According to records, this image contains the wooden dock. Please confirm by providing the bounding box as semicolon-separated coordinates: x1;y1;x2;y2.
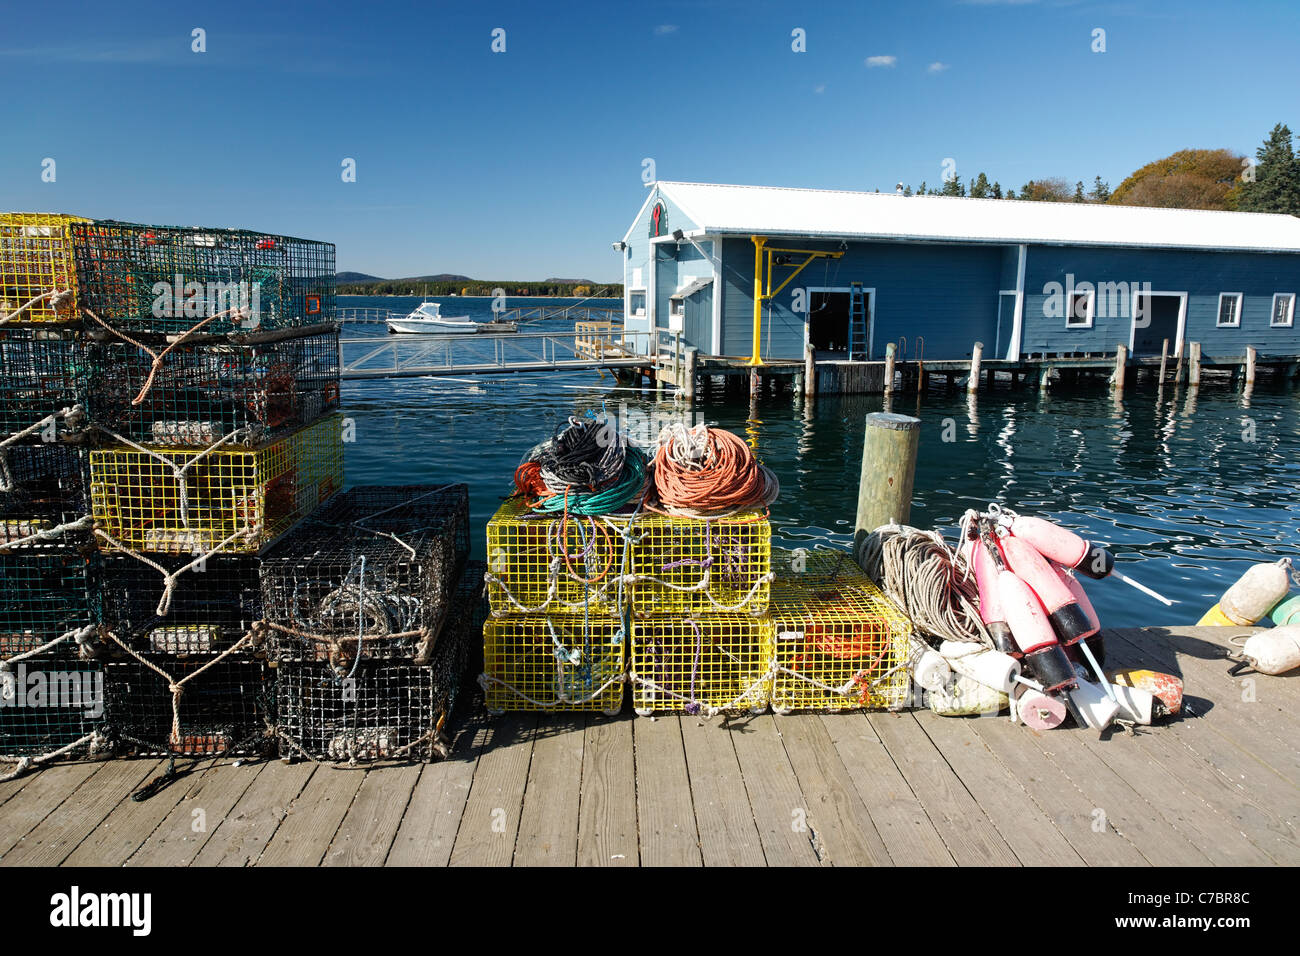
1;626;1295;867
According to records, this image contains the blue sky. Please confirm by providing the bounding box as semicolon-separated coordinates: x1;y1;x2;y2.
3;0;1296;281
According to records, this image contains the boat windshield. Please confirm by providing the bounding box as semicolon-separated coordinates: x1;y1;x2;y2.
415;302;442;318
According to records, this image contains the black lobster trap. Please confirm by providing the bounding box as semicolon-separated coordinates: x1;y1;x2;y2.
103;655;274;757
0;444;90;543
260;484;470;668
72;220;334;336
276;560;485;763
1;650;105;759
85;327;341;446
94;552;262;656
0;327;88;439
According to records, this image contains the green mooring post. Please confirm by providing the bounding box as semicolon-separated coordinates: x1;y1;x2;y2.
853;412;921;557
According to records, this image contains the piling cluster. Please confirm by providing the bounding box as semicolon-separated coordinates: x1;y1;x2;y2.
482;416;912;716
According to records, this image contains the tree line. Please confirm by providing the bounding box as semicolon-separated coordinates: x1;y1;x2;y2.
336;279;624;297
899;122;1300;215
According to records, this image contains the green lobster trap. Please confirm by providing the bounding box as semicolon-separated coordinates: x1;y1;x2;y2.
0;549;94;659
0;213;88;325
90;413;344;555
1;444;90;544
72;220;335;335
85;326;340;446
0;327;88;439
1;651;104;761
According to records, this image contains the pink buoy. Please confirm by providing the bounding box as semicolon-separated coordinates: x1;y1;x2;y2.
1055;564;1100;639
1000;532;1095;644
1008;514;1115;580
1014;685;1067;731
963;536;1016;656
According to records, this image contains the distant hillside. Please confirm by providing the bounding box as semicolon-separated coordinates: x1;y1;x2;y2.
337;273;622;297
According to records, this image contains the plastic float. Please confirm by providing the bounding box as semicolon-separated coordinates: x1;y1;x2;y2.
1197;558;1293;626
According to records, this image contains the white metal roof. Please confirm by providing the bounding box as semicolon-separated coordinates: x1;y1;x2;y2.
654;181;1300;253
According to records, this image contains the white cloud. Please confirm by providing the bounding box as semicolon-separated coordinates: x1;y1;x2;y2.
654;24;678;35
928;61;950;72
865;55;897;68
814;83;826;94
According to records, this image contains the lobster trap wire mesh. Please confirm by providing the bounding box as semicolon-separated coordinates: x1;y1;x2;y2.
72;220;335;335
103;656;273;757
90;413;344;554
768;548;911;713
275;561;486;763
0;213;88;324
260;484;469;666
0;328;88;437
95;552;261;655
0;550;93;658
485;497;624;617
482;613;625;714
85;328;340;446
631;614;773;716
1;444;89;542
1;651;104;759
627;511;772;617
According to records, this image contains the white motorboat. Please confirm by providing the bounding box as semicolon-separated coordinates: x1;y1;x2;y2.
386;301;477;334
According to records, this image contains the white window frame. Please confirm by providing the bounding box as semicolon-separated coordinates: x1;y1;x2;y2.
1127;290;1187;356
1216;292;1243;328
1271;292;1295;328
1066;289;1094;329
628;289;647;318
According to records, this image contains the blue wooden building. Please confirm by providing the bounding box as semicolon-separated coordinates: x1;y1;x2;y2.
616;181;1300;372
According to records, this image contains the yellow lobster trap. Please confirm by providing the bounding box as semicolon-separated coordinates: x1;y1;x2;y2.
481;613;624;714
0;213;88;324
90;414;343;555
485;497;624;617
768;548;911;714
631;614;773;716
626;511;772;617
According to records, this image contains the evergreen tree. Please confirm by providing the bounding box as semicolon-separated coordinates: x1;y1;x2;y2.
941;175;965;197
903;185;913;197
1073;181;1086;202
991;181;1003;199
970;172;991;198
1236;123;1300;216
917;181;928;196
1089;175;1111;202
1006;188;1016;200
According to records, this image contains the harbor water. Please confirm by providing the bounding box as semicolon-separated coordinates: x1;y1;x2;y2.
341;296;1300;628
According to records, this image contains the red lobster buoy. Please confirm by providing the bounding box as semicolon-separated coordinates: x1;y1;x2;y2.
962;536;1018;657
998;531;1096;645
1003;512;1115;580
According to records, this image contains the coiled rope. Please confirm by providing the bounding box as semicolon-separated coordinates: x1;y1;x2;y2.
514;416;649;516
857;524;989;646
650;423;779;518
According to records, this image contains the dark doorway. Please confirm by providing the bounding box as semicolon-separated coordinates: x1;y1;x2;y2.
1132;293;1181;358
808;290;852;353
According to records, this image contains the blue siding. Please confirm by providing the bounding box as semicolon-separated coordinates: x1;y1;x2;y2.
718;239;1002;360
621;187;702;352
1022;245;1300;358
999;245;1020;290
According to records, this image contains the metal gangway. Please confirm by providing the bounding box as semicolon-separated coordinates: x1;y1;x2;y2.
339;322;676;380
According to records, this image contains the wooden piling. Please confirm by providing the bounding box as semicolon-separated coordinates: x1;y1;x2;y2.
883;342;896;396
684;348;697;401
1189;342;1202;387
1245;345;1256;386
1174;340;1185;385
1110;345;1128;394
1039;365;1051;392
852;412;920;558
967;342;983;393
804;341;816;401
1159;338;1169;384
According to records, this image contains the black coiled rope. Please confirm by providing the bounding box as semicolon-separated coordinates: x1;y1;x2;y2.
536;417;627;491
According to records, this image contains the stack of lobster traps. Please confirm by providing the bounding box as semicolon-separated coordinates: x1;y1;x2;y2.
261;484;482;763
67;218;345;758
0;214;105;773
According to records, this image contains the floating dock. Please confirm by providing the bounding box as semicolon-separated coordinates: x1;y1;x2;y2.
1;625;1293;867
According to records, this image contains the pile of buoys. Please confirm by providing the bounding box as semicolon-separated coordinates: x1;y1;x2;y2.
1197;558;1300;676
905;504;1183;734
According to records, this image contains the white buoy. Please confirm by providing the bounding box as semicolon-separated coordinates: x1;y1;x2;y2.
1236;625;1300;676
950;649;1022;694
1066;671;1121;732
909;638;951;692
1220;559;1292;625
928;673;1009;716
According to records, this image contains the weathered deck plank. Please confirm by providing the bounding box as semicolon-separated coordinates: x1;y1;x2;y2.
256;765;364;867
728;714;822;866
188;761;315;867
515;715;586;866
679;719;765;867
448;714;537;867
323;764;422;867
575;715;638;866
0;759;106;860
633;716;702;866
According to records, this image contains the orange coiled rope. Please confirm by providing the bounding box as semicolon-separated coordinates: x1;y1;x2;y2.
651;423;779;518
